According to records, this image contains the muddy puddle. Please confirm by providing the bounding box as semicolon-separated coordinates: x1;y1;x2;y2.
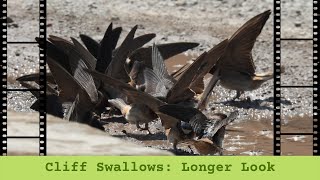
103;53;314;156
223;115;313;156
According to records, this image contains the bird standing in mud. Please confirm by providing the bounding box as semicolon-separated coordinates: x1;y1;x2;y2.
108;98;158;134
209;10;281;101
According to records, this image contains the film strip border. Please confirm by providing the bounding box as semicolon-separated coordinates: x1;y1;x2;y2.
0;0;318;157
273;0;281;155
313;0;319;156
274;0;319;155
1;0;7;156
39;0;47;156
0;0;47;156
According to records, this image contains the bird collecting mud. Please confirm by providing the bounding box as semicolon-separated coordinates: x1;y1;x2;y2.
159;104;238;155
108;98;157;134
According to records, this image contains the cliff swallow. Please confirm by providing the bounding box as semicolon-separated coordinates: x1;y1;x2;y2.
191;112;237;155
158;104;237;139
209;10;276;100
48;35;108;100
45;36;107;130
108;98;158;134
159;104;238;155
163;119;193;152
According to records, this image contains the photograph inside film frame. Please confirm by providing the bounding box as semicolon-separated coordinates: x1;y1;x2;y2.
1;0;318;156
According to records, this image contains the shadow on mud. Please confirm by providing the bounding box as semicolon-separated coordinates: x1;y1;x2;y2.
217;97;292;110
101;116;128;124
113;131;167;141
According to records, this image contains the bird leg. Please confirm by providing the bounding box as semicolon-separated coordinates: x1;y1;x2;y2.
232;90;243;101
244;96;252;102
173;140;178;153
135;121;141;129
188;145;195;154
136;122;152;134
88;112;104;131
107;106;117;116
142;123;152;134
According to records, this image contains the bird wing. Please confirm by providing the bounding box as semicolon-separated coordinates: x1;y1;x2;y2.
72;57;99;103
95;23;114;73
16;72;56;85
166;52;207;103
48;35;96;70
79;34;99;58
17;81;40;98
143;67;168;98
50;37;98;103
220;10;271;75
47;55;90;103
43;38;72;73
190;39;228;100
190;77;204;94
151;43;176;88
64;94;79;121
194;39;228;79
196;68;220;111
130;42;199;68
171;62;189;78
204;111;239;139
130;33;156;54
80;26;122;61
159;104;208;136
71;37;97;69
110;27;122;50
106;25;137;82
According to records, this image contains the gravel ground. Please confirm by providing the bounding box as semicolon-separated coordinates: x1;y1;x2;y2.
6;0;314;155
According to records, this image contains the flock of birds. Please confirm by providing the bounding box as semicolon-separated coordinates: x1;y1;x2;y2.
16;10;279;155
